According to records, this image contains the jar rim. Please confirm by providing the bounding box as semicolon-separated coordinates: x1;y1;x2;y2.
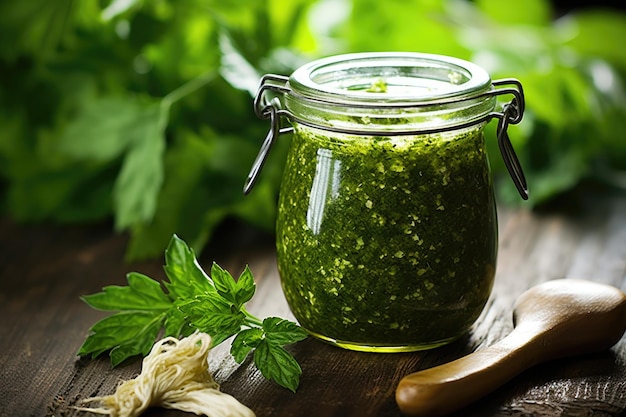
288;52;492;107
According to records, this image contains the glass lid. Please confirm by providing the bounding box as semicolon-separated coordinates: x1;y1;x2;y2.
288;52;493;106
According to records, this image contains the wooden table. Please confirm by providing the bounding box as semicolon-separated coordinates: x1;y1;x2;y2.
2;185;626;417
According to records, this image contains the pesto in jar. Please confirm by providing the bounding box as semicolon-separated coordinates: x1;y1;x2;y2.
276;124;497;351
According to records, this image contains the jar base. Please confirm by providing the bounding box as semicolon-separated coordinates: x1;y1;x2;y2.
307;330;461;353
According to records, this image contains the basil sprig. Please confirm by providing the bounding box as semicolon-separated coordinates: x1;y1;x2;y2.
78;234;307;392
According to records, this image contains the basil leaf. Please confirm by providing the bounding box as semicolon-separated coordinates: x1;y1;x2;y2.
176;294;246;345
235;266;256;306
78;311;166;361
163;234;215;299
231;327;263;363
211;262;240;305
164;306;193;338
254;340;302;393
263;317;308;346
211;263;256;309
81;272;172;311
109;314;165;367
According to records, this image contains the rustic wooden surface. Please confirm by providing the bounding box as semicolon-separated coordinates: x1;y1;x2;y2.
1;185;625;417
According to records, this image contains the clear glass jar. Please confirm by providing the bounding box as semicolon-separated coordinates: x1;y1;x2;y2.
247;52;526;352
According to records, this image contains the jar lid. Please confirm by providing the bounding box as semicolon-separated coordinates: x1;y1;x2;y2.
283;52;497;135
288;52;492;107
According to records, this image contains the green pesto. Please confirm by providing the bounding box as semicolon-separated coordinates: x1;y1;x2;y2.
276;124;497;350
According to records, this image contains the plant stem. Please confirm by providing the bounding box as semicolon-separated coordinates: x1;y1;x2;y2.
161;71;217;109
242;307;264;327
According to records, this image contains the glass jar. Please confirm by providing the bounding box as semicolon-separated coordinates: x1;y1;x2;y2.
246;52;527;352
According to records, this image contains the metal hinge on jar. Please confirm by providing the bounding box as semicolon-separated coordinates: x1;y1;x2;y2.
244;74;293;195
486;79;528;200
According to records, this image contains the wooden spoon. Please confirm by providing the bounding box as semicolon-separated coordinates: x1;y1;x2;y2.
396;279;626;417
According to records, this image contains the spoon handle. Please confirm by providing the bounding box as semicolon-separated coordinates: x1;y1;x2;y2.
396;326;538;417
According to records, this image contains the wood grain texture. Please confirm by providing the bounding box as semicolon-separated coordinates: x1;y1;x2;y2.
1;187;625;417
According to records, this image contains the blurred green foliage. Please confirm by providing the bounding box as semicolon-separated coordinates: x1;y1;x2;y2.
1;0;625;259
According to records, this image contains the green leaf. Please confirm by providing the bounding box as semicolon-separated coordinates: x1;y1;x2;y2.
164;305;192;338
81;272;171;311
254;340;302;393
56;96;152;161
236;266;256;306
109;314;165;367
210;262;239;304
263;317;308;346
122;126;270;261
560;10;626;70
266;0;319;53
476;0;551;26
176;294;246;345
0;0;77;63
218;30;260;96
78;311;166;362
231;327;263;363
347;0;468;57
211;263;256;308
163;234;215;299
113;102;168;230
5;160;113;223
124;131;215;260
101;0;141;21
54;95;169;231
78;271;172;365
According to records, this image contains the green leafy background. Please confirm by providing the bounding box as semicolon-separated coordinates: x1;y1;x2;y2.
1;0;625;260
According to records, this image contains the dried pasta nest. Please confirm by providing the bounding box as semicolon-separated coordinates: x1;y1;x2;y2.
76;331;255;417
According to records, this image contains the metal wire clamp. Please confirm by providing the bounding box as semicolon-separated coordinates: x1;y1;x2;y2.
245;75;528;200
244;75;293;195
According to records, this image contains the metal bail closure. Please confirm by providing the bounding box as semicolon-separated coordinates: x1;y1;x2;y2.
244;75;293;195
491;79;529;200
